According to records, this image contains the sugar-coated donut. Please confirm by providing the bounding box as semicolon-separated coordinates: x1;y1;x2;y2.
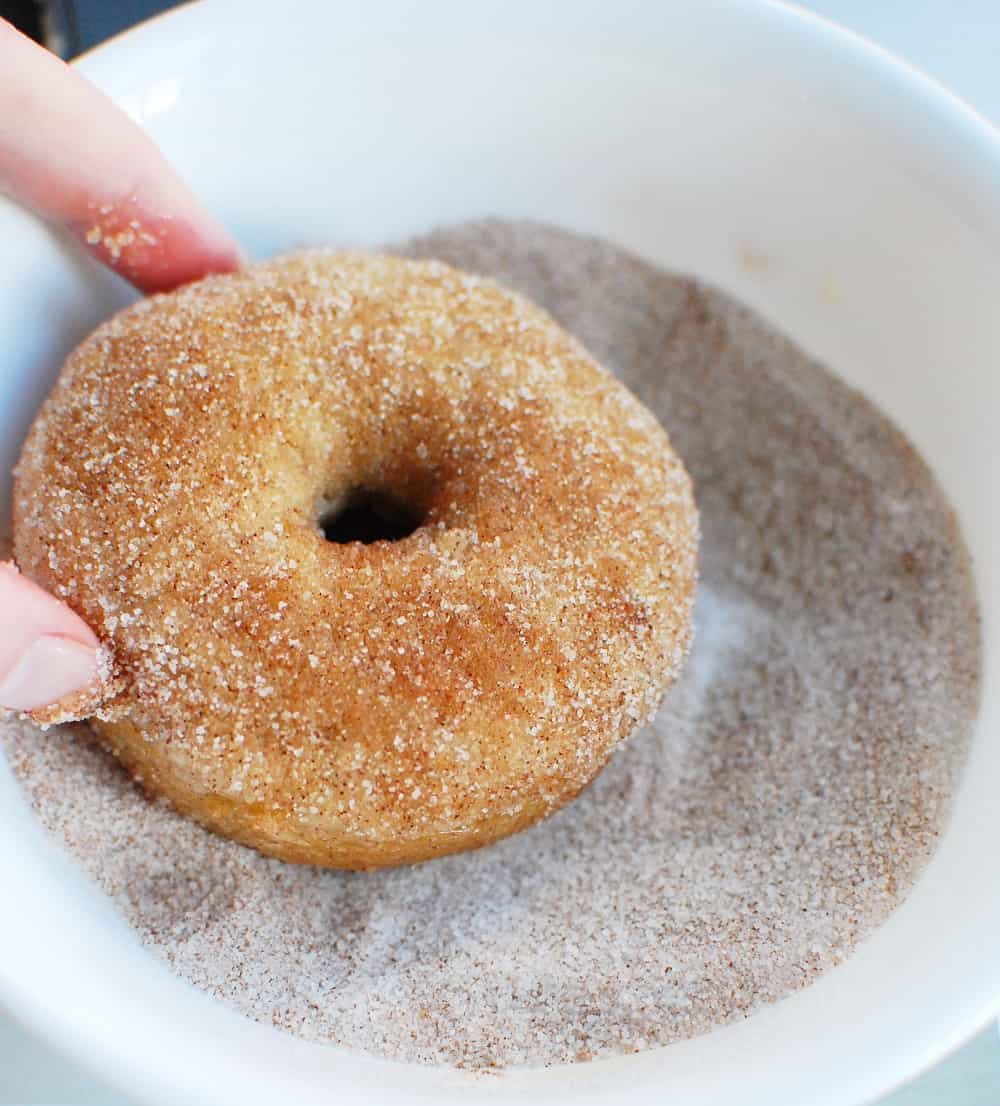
13;251;698;868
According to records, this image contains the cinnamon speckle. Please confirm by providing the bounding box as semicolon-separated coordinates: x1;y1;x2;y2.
0;220;979;1070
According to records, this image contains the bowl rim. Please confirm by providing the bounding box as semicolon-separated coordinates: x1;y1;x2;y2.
2;1;1000;1104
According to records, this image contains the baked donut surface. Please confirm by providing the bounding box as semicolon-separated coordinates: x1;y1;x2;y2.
13;251;698;868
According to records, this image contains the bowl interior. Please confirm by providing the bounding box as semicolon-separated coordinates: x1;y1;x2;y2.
1;3;999;1105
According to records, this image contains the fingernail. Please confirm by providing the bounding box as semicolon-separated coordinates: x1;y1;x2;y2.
0;635;99;712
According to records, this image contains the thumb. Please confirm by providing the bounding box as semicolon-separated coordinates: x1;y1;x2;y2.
0;562;103;716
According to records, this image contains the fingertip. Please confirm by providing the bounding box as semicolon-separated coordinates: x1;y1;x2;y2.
0;564;99;659
0;565;106;716
77;204;243;294
0;634;99;713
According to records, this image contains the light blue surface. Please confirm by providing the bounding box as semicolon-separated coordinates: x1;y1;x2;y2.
2;2;998;1103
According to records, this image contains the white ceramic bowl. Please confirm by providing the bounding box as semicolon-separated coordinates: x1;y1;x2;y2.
1;2;998;1104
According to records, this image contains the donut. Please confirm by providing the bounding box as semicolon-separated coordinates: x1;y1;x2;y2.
13;251;698;869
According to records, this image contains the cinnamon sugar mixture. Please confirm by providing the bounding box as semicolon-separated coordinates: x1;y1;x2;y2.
0;220;980;1067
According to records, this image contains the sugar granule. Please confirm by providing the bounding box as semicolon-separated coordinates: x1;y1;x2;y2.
0;220;980;1069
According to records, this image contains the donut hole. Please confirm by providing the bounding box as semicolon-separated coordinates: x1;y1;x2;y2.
318;489;425;545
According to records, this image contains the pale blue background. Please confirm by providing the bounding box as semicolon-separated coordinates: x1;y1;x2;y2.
1;1;998;1102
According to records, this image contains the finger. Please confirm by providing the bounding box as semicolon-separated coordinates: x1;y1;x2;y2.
0;562;100;712
0;19;242;294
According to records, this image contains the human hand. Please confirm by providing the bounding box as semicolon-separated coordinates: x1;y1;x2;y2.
0;19;242;715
